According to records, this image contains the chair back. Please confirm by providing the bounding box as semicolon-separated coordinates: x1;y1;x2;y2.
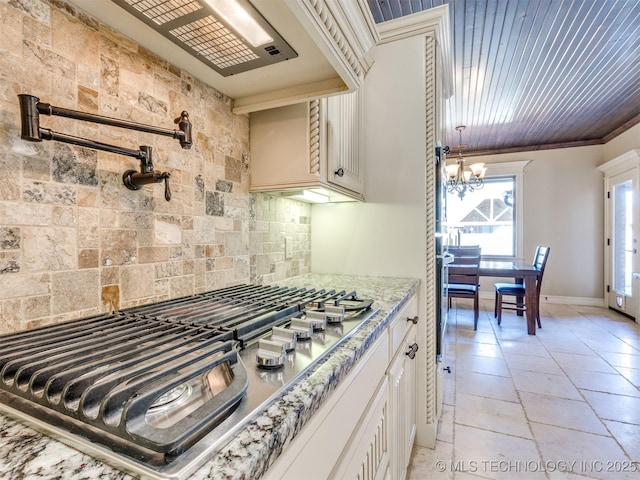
448;245;481;287
448;245;481;264
447;245;482;328
532;246;551;294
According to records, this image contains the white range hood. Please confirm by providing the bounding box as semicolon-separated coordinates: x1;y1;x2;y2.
70;0;378;114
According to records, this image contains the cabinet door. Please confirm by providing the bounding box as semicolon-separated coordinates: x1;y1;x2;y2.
403;326;418;469
324;89;364;194
388;325;418;480
331;378;390;480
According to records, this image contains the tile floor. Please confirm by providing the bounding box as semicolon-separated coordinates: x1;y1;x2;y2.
408;299;640;479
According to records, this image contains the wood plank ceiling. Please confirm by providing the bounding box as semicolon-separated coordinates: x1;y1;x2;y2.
366;0;640;156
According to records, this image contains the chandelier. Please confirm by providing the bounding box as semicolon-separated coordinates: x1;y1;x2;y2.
446;125;486;199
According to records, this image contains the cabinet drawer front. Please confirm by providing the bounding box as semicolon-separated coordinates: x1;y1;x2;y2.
389;295;418;356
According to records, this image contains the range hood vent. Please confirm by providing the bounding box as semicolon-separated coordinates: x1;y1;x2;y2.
112;0;298;77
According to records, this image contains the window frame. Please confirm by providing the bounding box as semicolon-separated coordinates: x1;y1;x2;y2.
447;160;529;260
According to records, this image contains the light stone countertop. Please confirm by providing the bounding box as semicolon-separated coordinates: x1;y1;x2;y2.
0;274;420;480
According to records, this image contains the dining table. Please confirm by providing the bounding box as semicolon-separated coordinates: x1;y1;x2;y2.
477;260;542;335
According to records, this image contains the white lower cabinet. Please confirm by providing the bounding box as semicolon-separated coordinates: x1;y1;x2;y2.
388;323;418;480
264;293;418;480
386;294;418;480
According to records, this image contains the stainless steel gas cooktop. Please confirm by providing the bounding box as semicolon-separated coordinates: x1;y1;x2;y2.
0;284;378;479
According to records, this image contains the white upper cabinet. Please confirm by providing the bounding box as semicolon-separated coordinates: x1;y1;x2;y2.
70;0;378;114
324;89;364;195
250;89;364;202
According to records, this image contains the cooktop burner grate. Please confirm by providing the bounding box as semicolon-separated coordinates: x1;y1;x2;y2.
0;313;245;459
121;284;354;348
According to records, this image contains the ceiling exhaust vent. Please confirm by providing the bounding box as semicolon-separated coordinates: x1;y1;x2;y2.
112;0;298;76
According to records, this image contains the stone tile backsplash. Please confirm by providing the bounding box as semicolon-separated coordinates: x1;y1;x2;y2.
0;0;311;333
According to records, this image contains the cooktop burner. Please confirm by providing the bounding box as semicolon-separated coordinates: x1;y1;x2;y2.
0;284;378;479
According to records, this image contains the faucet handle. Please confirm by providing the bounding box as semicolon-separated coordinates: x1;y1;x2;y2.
162;172;171;201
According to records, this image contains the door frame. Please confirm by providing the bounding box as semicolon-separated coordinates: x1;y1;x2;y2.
598;149;640;322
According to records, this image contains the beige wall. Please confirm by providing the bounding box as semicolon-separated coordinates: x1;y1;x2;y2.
311;35;429;280
603;123;640;161
0;0;310;333
475;146;604;301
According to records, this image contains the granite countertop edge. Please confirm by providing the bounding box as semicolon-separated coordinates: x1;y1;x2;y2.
0;274;420;480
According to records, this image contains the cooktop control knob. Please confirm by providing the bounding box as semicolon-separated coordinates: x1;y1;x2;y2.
325;305;345;323
306;310;326;331
289;317;313;340
271;326;297;351
256;339;287;368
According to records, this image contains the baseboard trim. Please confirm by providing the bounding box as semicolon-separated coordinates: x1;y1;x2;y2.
479;291;604;307
540;295;604;307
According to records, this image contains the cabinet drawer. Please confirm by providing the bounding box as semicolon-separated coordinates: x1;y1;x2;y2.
389;294;418;357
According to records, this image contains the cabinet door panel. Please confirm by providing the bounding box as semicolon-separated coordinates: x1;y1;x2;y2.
388;342;407;480
331;378;390;480
388;322;418;480
404;327;418;467
325;89;364;194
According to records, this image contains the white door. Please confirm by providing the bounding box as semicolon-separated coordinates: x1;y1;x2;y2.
607;169;638;318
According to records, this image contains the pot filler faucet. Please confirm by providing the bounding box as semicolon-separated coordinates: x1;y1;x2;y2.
18;94;193;201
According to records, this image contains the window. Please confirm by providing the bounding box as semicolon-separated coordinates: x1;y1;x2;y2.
447;177;515;256
613;179;633;296
445;161;528;258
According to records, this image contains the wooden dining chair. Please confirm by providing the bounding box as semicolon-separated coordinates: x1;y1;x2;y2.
447;246;482;330
494;246;551;327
